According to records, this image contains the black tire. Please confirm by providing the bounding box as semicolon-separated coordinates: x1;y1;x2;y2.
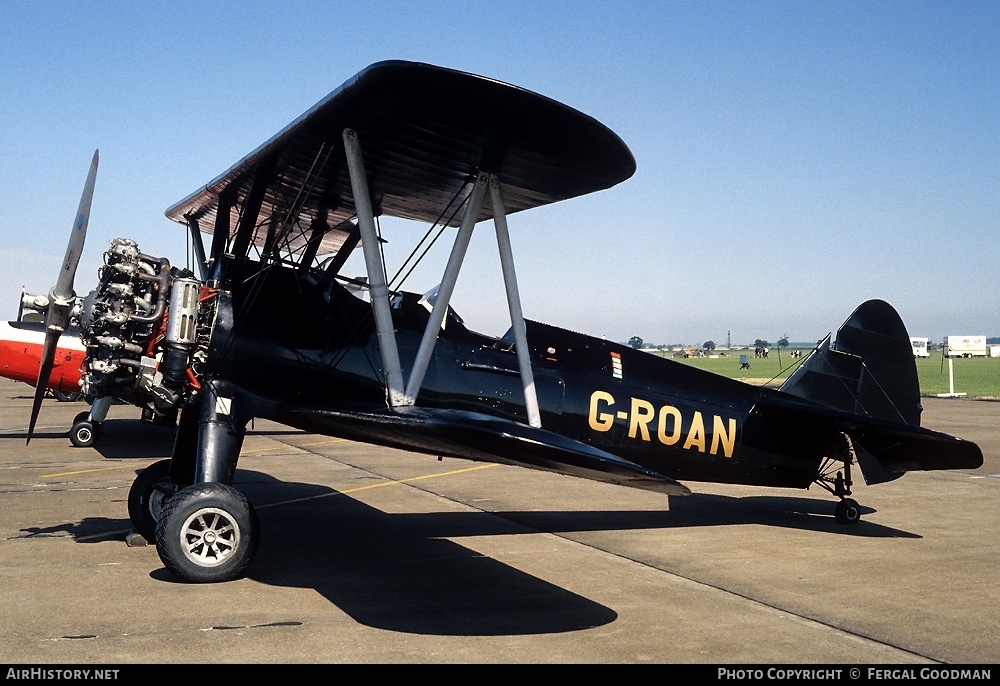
127;460;176;542
70;420;96;448
155;483;260;583
835;498;861;525
52;390;84;402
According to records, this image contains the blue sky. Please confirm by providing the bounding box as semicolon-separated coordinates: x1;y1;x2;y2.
1;1;996;347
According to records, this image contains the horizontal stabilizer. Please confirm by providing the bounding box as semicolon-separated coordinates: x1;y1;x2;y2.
285;404;690;496
752;391;983;485
850;420;983;477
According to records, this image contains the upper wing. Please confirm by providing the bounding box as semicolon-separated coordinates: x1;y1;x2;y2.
284;404;691;497
164;60;636;257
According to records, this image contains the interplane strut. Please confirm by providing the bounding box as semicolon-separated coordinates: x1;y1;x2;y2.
341;130;541;426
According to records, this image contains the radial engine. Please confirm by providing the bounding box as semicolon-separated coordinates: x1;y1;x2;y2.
77;238;213;424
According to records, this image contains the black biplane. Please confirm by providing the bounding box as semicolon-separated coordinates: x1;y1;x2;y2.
25;61;982;583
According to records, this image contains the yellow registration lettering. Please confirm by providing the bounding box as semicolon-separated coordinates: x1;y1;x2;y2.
628;398;655;441
711;416;737;458
682;411;706;452
591;390;737;459
657;404;682;445
588;391;616;432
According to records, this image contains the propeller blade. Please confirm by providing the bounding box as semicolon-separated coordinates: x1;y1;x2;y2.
26;327;62;444
26;150;99;444
54;149;99;301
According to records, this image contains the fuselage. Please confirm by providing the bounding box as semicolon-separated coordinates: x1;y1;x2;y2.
0;320;85;393
205;259;834;489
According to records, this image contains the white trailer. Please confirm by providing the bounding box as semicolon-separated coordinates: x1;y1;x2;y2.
910;337;930;358
944;335;988;358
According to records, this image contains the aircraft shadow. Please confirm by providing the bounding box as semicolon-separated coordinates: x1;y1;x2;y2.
0;417;175;459
0;429;66;440
3;418;307;457
16;517;131;542
33;469;918;637
92;419;176;459
224;470;617;635
503;492;920;539
239;470;919;635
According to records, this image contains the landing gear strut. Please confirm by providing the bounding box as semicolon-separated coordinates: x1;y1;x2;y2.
817;433;863;525
149;380;260;583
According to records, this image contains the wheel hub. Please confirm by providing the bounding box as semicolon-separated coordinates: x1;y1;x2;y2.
179;507;241;568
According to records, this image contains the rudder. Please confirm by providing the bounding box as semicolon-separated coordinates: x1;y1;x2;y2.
779;300;921;426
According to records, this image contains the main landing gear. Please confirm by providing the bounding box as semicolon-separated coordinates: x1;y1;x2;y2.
126;382;261;583
155;483;259;583
817;433;863;525
128;467;260;582
126;459;176;542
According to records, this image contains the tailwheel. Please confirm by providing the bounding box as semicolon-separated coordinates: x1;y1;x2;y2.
816;432;863;525
155;482;260;583
127;459;177;542
835;497;861;525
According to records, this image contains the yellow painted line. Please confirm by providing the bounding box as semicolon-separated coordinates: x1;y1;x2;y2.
241;438;345;455
41;465;137;478
39;438;348;476
344;463;498;493
240;444;298;455
257;463;499;509
41;458;498;503
297;439;346;447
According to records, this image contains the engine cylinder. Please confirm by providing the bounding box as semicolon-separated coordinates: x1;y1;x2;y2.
166;278;201;344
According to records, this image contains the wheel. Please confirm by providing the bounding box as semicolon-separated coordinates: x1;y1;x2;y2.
155;483;260;583
835;497;861;524
52;390;83;402
73;410;90;425
127;459;176;542
70;420;96;448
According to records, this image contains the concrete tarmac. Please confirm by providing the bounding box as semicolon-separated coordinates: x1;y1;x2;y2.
0;377;996;665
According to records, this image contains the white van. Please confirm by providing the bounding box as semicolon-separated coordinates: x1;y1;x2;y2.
910;337;930;358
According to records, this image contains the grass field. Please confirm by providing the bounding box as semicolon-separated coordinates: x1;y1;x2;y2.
652;349;1000;400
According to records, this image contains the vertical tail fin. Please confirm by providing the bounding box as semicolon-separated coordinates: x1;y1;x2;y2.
779;300;921;426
